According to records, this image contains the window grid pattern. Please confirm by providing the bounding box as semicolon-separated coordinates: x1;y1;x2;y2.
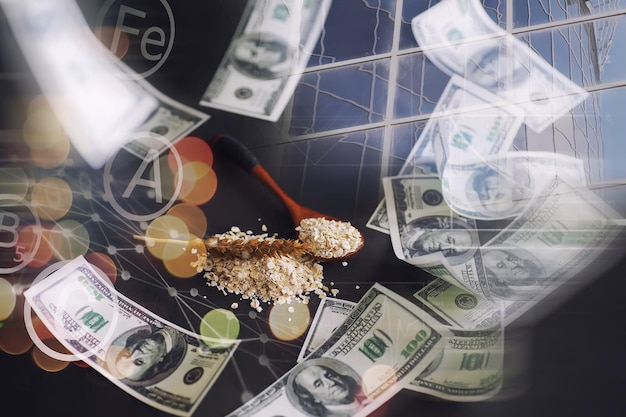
276;0;626;205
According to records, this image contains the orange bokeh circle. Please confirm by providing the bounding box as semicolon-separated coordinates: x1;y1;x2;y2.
176;162;218;206
31;177;73;220
163;235;207;279
17;225;53;268
167;203;208;238
85;252;118;286
168;136;213;172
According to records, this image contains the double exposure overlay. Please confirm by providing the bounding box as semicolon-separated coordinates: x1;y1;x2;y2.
1;1;626;416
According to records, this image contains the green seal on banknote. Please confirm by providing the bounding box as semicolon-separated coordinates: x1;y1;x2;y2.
454;293;478;310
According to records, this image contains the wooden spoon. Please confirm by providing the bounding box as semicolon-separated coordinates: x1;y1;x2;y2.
210;134;364;262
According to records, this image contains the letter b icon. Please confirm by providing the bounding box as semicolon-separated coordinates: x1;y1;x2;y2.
0;211;20;249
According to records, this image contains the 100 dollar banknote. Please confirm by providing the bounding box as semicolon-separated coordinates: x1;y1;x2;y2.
440;151;587;221
382;175;485;296
296;280;504;402
122;81;210;161
408;278;503;401
297;298;356;363
428;75;523;173
475;174;623;322
411;0;589;133
367;74;522;234
23;256;238;416
200;0;332;121
226;284;449;417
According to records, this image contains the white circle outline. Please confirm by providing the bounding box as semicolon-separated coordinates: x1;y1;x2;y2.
23;260;118;362
103;131;184;222
95;0;175;79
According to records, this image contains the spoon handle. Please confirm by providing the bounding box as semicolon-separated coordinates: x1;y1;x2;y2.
210;134;304;222
210;134;363;261
210;134;260;172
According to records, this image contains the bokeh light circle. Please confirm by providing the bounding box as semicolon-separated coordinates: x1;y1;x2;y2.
32;343;71;372
199;309;241;349
268;302;311;341
362;364;398;399
163;235;207;278
26;94;52;114
30;133;71;169
0;167;30;200
18;225;53;268
167;136;213;171
0;278;16;321
167;203;208;238
49;220;90;260
22;100;71;168
31;177;73;220
31;314;55;342
22;106;63;149
0;295;33;355
145;215;190;260
85;252;118;285
176;162;218;206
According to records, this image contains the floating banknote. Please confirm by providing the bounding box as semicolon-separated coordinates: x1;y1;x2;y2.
384;175;451;223
297;298;356;363
226;284;449;417
383;176;483;287
368;171;503;401
440;151;586;220
122;82;210;160
408;323;503;401
366;165;433;235
408;279;503;401
413;278;501;328
200;0;332;121
24;256;238;417
367;74;522;234
411;0;589;133
428;75;523;172
394;173;624;325
297;281;504;402
381;172;496;297
365;199;393;234
474;175;622;321
0;0;159;169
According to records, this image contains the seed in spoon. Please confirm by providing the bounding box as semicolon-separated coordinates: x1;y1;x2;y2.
295;218;363;259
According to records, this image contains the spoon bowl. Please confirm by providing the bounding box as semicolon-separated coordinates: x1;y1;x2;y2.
210;134;364;261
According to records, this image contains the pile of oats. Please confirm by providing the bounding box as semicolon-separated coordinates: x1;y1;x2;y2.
191;227;326;311
296;218;363;259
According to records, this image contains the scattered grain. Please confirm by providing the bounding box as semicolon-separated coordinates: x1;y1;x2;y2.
192;228;326;308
